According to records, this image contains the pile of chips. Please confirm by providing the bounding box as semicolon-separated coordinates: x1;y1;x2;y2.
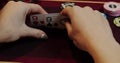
103;2;120;27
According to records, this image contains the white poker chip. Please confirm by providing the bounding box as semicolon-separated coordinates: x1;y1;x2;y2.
103;2;120;16
61;2;75;9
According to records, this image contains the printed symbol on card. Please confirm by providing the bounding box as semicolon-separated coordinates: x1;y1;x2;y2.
32;16;38;21
33;21;39;25
46;17;53;27
40;21;45;24
46;17;52;23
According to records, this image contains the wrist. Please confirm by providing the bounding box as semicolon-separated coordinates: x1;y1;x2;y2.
87;38;120;63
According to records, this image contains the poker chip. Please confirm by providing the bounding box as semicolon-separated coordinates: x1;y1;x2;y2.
113;17;120;27
103;2;120;17
61;2;75;9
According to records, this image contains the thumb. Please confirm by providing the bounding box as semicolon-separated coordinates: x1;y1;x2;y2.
20;25;48;39
65;21;72;36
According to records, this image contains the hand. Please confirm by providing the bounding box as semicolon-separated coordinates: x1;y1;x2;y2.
61;6;115;51
61;6;120;63
0;1;48;42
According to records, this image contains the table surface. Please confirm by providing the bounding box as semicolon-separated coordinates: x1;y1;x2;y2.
0;1;120;63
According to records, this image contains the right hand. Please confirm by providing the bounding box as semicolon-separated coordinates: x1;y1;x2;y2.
61;6;115;51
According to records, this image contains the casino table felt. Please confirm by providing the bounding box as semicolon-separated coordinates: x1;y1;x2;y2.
0;1;120;63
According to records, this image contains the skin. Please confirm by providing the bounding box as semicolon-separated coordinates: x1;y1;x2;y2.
61;6;120;63
0;1;120;63
0;1;47;42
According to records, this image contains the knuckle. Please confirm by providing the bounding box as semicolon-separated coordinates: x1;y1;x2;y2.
7;1;25;7
72;6;81;12
8;1;15;3
34;4;40;6
73;6;81;9
33;4;41;8
16;1;25;5
94;10;99;12
7;1;15;4
94;10;100;13
16;1;28;8
84;6;93;10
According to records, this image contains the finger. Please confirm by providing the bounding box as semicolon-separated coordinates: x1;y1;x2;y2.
94;10;112;34
83;6;94;11
20;26;48;39
83;6;94;15
96;10;110;27
61;6;72;16
27;3;47;14
65;21;72;36
94;10;107;26
61;6;82;18
61;6;83;24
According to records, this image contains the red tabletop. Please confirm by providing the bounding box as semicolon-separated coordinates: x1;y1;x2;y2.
0;1;120;63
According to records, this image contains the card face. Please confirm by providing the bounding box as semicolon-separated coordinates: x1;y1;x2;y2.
28;1;104;30
30;13;67;29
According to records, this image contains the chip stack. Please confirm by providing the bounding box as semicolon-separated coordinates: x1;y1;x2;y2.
103;2;120;17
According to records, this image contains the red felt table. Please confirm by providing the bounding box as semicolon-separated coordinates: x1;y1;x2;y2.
0;1;120;63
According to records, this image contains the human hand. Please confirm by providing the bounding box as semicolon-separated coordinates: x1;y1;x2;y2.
61;6;115;51
0;1;48;42
61;6;120;63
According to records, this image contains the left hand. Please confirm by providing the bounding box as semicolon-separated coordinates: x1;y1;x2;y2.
0;1;47;42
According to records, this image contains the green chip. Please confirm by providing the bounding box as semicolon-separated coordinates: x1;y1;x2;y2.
113;17;120;27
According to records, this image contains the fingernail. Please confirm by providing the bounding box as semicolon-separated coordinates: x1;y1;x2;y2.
40;33;48;40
